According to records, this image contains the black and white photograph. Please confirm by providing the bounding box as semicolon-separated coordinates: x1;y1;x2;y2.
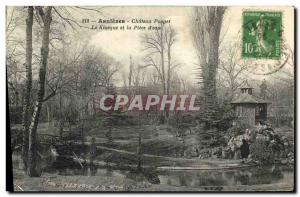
5;5;295;192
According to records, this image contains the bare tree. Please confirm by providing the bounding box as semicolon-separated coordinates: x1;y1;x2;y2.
141;23;177;95
165;25;176;95
97;54;120;94
21;6;33;171
6;7;28;108
128;55;133;87
27;6;53;177
218;41;248;100
141;23;177;121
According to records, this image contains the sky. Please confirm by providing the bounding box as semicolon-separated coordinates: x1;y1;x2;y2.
6;6;295;86
84;6;294;85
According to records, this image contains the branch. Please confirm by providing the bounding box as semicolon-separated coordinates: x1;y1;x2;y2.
53;7;89;30
35;6;45;23
74;6;104;14
42;83;58;102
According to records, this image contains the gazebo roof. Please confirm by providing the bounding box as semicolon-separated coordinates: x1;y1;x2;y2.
231;93;271;104
239;80;253;89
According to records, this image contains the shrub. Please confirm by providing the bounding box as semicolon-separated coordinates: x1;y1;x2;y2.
9;106;23;124
214;103;236;130
250;139;274;165
227;119;252;136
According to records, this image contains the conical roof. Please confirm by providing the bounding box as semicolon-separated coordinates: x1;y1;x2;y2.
239;80;253;89
232;80;271;104
231;93;271;104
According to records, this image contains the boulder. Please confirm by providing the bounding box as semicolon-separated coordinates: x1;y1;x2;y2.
225;126;293;161
227;134;250;151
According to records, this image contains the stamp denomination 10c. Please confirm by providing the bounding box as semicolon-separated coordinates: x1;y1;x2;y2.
242;11;282;60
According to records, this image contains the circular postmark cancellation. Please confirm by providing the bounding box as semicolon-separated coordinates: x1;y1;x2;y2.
241;10;290;75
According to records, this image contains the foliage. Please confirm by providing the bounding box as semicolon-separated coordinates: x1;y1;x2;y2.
214;103;236;130
227;119;252;136
191;7;226;128
198;102;235;130
9;106;23;124
250;139;274;165
64;103;79;125
269;116;294;128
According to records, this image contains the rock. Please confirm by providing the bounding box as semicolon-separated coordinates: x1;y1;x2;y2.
191;147;199;157
256;133;269;142
198;149;211;159
288;152;293;157
223;125;293;164
212;147;222;158
234;149;241;160
228;134;250;151
281;159;288;164
222;147;234;159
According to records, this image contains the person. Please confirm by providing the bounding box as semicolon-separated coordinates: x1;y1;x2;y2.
240;139;250;163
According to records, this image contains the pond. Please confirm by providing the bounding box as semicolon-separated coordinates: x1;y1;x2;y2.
157;166;293;188
48;164;294;190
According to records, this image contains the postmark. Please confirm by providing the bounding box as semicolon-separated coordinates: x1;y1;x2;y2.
242;11;282;59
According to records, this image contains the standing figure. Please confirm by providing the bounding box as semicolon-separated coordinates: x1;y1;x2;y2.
240;139;250;162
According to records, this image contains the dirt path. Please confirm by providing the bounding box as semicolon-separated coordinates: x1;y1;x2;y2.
70;142;256;170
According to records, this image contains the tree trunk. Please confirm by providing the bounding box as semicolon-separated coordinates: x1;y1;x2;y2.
46;104;51;128
128;55;133;88
137;131;142;171
59;86;63;138
166;40;173;119
27;7;52;177
159;24;166;94
167;46;171;95
21;6;33;171
58;62;63;138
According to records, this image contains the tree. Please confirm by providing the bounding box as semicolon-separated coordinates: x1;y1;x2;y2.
7;6;108;176
6;7;24;108
191;7;226;128
141;23;177;95
72;47;120;119
21;6;33;171
97;54;120;94
128;55;133;88
141;23;177;122
218;41;248;100
165;25;176;95
260;79;267;99
126;57;146;90
27;6;53;177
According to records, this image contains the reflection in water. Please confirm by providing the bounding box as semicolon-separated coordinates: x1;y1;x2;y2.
126;170;160;184
90;164;97;176
105;168;113;177
179;174;187;186
158;166;293;188
50;164;293;189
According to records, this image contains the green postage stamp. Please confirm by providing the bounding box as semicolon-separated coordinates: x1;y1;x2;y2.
242;11;282;59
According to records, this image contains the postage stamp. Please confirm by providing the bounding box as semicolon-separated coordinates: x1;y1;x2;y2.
242;11;282;59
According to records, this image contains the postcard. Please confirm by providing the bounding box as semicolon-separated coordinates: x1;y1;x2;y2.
6;6;295;192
